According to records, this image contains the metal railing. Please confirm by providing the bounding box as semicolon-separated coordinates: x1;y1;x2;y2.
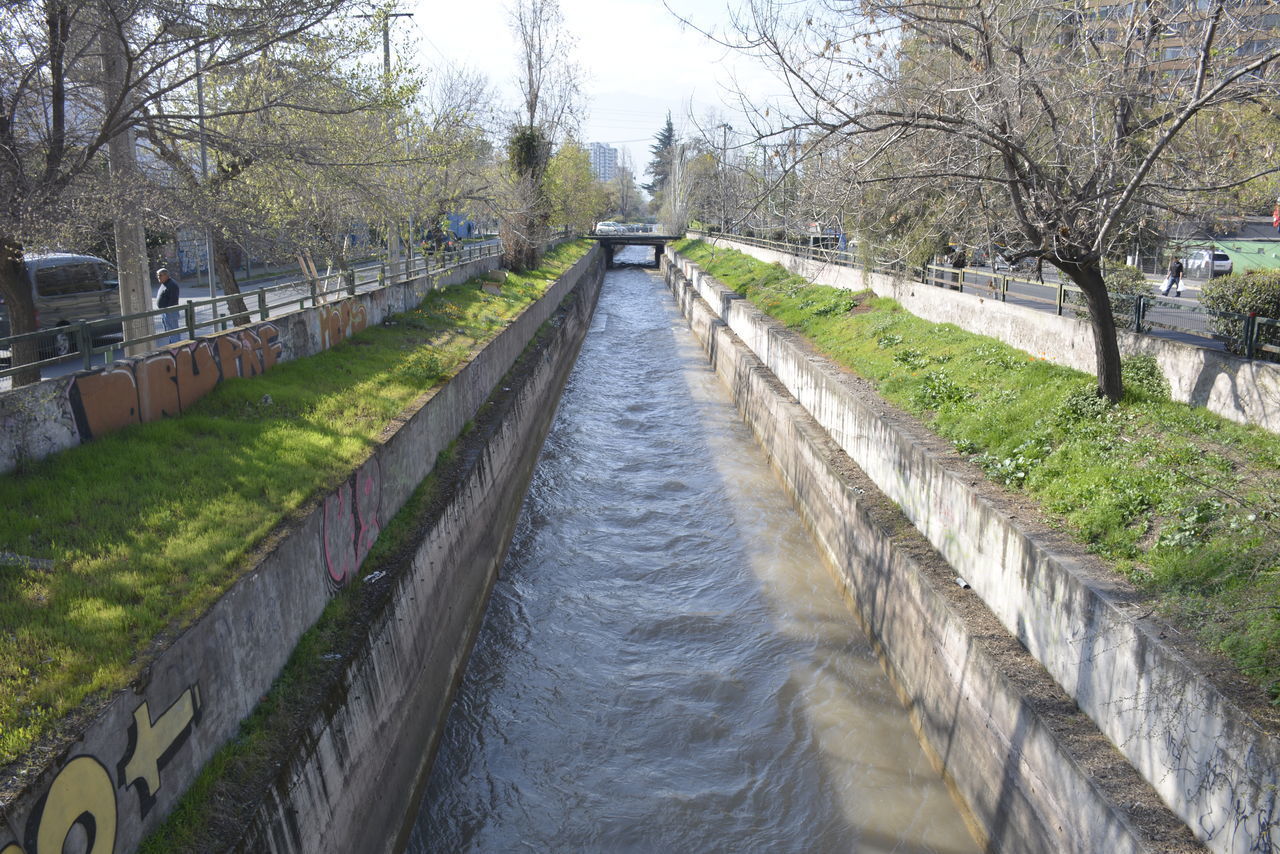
0;240;502;381
692;231;1280;364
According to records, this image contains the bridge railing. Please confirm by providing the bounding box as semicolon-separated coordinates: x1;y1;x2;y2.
689;230;1279;364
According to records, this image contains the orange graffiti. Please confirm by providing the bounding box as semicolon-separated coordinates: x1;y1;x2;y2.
174;341;221;410
69;323;283;444
73;366;139;440
319;300;368;350
135;353;180;424
215;333;245;379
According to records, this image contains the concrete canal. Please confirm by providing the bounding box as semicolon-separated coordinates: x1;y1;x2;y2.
403;247;981;852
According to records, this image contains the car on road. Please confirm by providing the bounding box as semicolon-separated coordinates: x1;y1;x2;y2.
1185;249;1233;279
0;253;122;357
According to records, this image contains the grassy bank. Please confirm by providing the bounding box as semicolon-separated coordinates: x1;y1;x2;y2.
675;238;1280;700
0;240;590;768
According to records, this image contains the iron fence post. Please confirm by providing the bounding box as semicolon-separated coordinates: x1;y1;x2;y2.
1056;282;1065;316
310;279;318;307
346;270;356;297
379;264;386;287
1245;313;1258;359
1133;294;1146;333
78;321;92;370
184;301;196;340
257;289;269;321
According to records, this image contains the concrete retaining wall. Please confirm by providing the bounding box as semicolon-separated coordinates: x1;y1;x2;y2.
708;237;1280;434
0;257;497;475
665;247;1277;854
234;250;603;853
0;247;604;854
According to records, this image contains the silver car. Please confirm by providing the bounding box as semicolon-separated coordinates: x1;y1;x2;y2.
0;253;122;356
1185;249;1233;278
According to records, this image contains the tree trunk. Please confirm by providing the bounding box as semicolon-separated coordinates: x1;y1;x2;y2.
0;235;41;387
211;232;249;322
1059;260;1124;402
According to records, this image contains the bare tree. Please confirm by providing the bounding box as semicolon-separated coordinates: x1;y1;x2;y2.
0;0;353;384
714;0;1280;400
500;0;581;270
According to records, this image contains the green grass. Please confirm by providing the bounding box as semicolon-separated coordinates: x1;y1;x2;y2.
135;436;457;853
0;241;590;767
675;238;1280;699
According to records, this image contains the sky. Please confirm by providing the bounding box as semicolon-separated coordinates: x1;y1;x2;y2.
404;0;788;177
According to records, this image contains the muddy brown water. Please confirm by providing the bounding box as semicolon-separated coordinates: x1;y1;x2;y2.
403;248;982;853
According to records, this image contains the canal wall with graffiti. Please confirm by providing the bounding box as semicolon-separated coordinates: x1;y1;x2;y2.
0;258;491;476
0;247;603;854
665;247;1278;854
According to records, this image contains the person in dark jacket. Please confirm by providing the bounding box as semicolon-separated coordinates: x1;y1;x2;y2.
155;268;181;344
1161;257;1184;297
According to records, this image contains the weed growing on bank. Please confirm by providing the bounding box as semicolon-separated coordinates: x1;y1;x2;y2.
674;239;1280;699
0;240;590;768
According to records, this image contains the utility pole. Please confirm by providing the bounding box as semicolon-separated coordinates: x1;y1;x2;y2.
195;45;217;299
99;5;153;356
361;10;413;278
719;123;732;233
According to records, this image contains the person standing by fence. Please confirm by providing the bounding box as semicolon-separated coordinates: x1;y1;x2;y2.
1162;257;1184;297
154;268;181;344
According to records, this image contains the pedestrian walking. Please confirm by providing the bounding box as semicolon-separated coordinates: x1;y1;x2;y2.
155;268;181;344
951;247;966;290
1162;257;1184;297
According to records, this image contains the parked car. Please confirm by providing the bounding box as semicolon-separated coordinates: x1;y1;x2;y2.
0;253;122;356
594;221;623;234
1185;249;1233;279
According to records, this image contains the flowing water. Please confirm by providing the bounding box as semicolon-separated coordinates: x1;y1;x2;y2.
404;248;981;853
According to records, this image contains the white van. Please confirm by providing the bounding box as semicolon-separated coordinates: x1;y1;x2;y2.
0;253;122;356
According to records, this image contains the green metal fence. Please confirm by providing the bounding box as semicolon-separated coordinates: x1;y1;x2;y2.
0;240;502;382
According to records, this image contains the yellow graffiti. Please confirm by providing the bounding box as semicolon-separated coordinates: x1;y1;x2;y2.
123;685;199;798
36;755;116;854
2;843;25;854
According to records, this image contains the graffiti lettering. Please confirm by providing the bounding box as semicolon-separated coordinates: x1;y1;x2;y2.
354;459;382;568
70;366;139;440
1;684;203;854
117;684;203;817
322;458;382;589
135;353;180;424
68;324;281;442
323;481;357;588
24;755;117;854
318;300;368;351
173;340;221;410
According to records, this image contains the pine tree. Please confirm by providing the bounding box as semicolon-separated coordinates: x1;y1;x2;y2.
643;113;677;196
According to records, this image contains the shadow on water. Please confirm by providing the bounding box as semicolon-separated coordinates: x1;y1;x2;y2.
403;245;982;854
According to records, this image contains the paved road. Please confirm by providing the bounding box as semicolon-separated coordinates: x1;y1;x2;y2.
943;264;1222;351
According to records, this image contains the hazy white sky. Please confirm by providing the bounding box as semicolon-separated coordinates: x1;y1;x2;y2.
404;0;786;175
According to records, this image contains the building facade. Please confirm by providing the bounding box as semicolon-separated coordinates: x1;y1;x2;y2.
589;142;618;183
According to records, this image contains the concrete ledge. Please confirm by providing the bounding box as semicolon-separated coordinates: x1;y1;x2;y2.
0;256;498;475
664;256;1190;853
233;254;603;853
666;247;1276;854
707;237;1280;435
0;247;603;854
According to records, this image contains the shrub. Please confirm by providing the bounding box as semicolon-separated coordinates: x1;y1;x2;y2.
1069;263;1150;330
1201;271;1280;362
1121;354;1171;400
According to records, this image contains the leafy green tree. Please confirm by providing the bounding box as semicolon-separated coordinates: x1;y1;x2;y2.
546;140;608;232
